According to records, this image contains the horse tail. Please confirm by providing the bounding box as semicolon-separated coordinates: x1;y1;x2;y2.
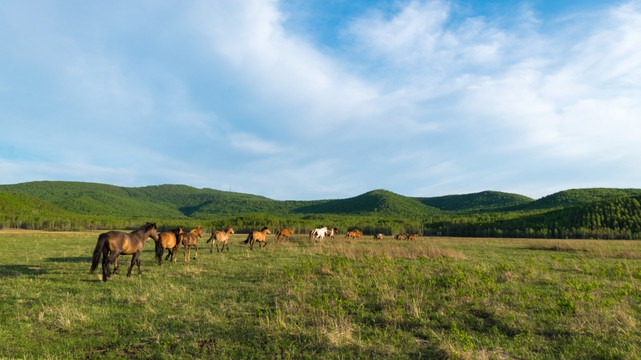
90;233;108;273
243;233;251;245
154;239;163;263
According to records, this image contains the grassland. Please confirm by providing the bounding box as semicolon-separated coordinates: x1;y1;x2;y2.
1;230;640;359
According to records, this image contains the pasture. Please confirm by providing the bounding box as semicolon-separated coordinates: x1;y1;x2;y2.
0;230;640;359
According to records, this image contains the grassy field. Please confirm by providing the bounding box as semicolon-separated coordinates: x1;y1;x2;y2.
0;230;640;359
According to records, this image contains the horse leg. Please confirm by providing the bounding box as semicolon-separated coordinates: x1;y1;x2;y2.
216;241;220;253
101;248;111;282
105;250;121;281
184;245;190;263
173;243;180;263
194;243;198;260
225;242;230;252
127;253;138;277
155;242;163;266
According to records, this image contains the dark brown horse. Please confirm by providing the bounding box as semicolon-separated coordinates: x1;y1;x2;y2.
207;226;234;253
243;227;271;250
155;227;183;265
180;225;203;262
90;222;159;282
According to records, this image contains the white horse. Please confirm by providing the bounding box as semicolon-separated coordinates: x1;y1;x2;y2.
309;227;328;241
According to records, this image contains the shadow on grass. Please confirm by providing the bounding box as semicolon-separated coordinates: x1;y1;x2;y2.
46;256;92;263
0;264;47;278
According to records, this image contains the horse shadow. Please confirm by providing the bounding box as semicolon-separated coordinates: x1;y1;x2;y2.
0;264;47;278
46;256;91;263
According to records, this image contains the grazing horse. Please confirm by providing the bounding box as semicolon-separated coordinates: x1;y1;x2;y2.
309;227;328;241
180;225;203;262
408;233;419;241
244;227;271;250
90;222;159;282
155;227;183;265
374;233;384;240
276;228;293;242
207;226;234;253
346;230;362;239
395;234;407;240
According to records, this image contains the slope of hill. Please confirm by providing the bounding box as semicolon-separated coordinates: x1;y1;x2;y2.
490;194;641;239
516;188;641;211
0;181;187;218
293;189;440;217
0;192;72;217
416;191;533;212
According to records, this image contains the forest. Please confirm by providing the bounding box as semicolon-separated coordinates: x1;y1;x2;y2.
1;181;641;239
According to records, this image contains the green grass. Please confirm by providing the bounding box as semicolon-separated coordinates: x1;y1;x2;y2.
1;230;640;359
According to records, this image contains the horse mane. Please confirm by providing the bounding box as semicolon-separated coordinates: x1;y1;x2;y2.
139;222;157;232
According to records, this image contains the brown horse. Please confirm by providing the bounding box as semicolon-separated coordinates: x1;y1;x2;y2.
408;233;419;241
346;229;362;239
90;222;159;282
395;234;407;240
155;227;183;265
207;226;234;253
275;228;293;242
180;225;203;262
244;227;271;250
374;233;384;240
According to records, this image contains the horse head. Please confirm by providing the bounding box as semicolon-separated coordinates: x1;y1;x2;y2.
145;222;159;241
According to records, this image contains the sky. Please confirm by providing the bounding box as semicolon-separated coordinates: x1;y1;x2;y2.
1;0;640;200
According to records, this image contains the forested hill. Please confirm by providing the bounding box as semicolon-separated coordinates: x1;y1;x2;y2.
416;191;533;212
446;194;641;239
2;181;641;239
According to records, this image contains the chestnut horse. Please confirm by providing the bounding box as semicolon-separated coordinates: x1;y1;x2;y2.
276;228;293;242
408;233;419;240
90;222;159;282
395;234;407;240
244;227;271;250
180;225;203;262
155;227;183;265
346;230;362;239
374;233;384;240
207;226;234;253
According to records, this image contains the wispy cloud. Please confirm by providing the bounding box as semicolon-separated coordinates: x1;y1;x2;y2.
1;1;640;200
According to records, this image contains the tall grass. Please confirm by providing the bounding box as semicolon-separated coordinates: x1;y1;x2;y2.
0;231;640;359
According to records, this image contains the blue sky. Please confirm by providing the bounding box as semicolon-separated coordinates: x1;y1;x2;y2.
1;0;640;200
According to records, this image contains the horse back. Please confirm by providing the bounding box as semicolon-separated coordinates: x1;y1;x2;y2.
159;232;178;248
103;231;142;254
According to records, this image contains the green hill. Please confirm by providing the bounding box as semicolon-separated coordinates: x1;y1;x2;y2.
2;181;641;239
0;181;186;219
0;192;72;217
293;189;440;217
416;191;533;212
517;188;641;211
489;194;641;239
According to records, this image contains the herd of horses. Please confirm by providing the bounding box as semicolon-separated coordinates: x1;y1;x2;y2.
89;222;419;282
